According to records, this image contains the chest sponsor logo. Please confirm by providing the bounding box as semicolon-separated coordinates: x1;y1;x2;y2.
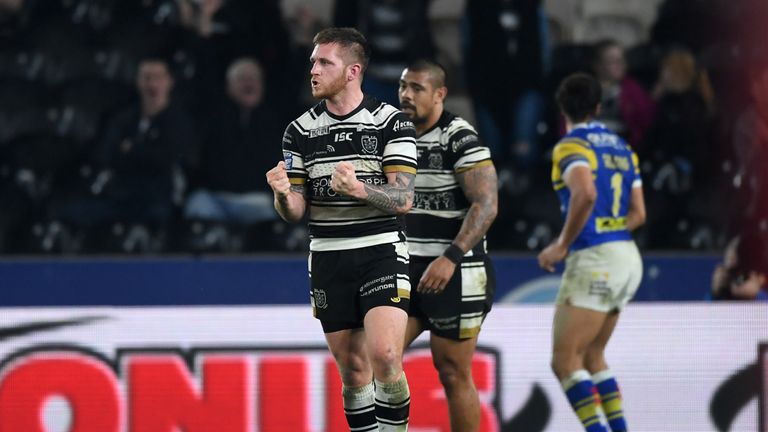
309;126;330;138
334;132;352;142
414;191;456;211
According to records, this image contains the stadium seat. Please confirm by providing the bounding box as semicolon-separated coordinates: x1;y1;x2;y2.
0;79;54;143
54;78;135;145
574;14;645;47
546;44;591;89
625;43;663;90
0;49;45;81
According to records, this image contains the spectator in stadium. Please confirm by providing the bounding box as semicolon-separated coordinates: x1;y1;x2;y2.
177;0;296;115
590;39;655;149
399;59;498;432
333;0;436;106
732;56;768;220
464;0;548;189
183;58;282;250
711;237;767;300
0;0;23;29
286;3;326;110
538;73;646;432
266;28;415;431
51;57;193;248
643;48;717;192
726;55;768;294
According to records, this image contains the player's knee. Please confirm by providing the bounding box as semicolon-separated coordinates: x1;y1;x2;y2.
335;353;372;385
584;347;606;372
368;346;401;379
550;352;572;378
434;357;472;394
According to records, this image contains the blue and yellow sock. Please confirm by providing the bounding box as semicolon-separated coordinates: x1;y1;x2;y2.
593;369;627;432
561;370;608;432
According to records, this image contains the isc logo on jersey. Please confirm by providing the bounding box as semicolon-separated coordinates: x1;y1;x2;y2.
334;132;352;142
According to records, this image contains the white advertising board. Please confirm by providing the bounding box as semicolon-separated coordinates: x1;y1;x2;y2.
0;303;764;431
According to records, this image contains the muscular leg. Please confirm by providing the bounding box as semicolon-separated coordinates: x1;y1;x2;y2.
325;328;377;431
325;327;373;386
551;304;609;380
364;306;408;381
365;305;410;431
551;304;610;432
584;311;620;374
585;311;627;432
430;333;481;432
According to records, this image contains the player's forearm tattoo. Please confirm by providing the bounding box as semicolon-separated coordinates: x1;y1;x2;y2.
363;172;415;214
277;184;306;206
275;183;308;223
290;184;306;195
455;165;498;251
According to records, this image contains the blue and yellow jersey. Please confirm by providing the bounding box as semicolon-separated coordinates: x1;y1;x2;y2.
551;122;642;251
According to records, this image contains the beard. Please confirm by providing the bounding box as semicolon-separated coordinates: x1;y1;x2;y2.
400;103;427;125
311;73;347;100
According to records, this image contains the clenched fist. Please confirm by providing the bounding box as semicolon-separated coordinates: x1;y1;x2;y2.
266;161;291;197
331;161;363;198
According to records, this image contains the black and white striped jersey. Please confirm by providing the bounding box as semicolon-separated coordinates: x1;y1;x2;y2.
406;110;493;258
282;95;417;251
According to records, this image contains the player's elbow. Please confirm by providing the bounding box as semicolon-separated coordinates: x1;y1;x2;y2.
482;199;498;223
577;186;597;206
630;207;646;227
585;187;598;204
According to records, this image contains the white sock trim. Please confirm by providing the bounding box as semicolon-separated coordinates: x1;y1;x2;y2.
375;372;410;401
592;369;614;384
343;382;375;407
560;369;592;391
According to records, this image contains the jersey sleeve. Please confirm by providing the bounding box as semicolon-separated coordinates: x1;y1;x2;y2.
381;111;417;175
281;123;307;186
551;138;598;189
630;151;642;188
449;126;493;173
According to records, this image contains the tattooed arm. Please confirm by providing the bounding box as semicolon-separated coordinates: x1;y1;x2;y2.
331;161;415;215
453;163;499;252
416;162;498;293
266;161;307;223
362;171;415;215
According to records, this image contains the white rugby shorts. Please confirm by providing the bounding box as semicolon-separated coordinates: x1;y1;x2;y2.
556;240;643;313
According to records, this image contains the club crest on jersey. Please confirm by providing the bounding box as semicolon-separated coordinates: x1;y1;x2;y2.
283;151;293;170
361;135;378;154
428;152;443;169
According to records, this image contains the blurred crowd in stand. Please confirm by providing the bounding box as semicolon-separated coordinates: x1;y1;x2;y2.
0;0;764;290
